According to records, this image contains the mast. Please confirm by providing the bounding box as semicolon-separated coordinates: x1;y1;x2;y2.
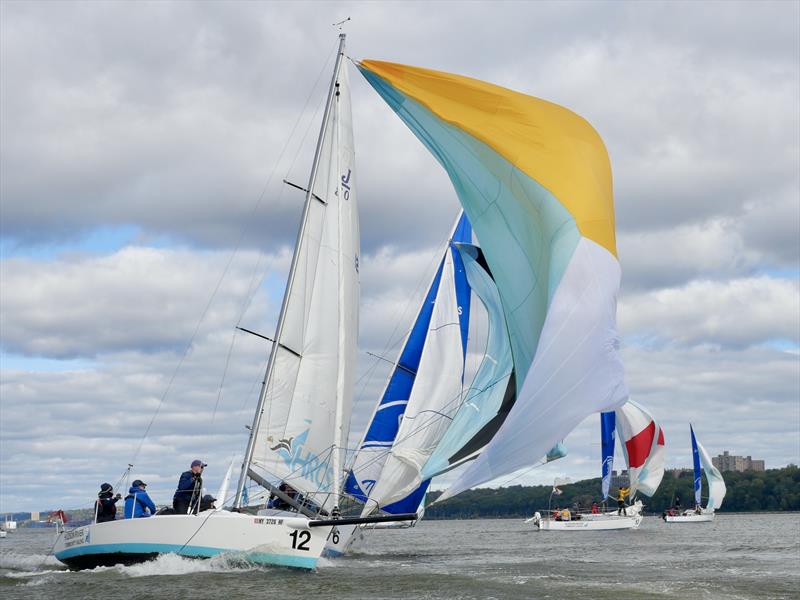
234;34;348;509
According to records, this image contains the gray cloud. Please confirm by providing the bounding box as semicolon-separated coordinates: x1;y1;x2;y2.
2;1;797;280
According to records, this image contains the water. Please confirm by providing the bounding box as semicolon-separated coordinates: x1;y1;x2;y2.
1;514;798;599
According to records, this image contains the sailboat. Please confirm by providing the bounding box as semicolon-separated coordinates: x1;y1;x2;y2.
530;401;665;531
2;515;16;533
664;425;726;523
53;33;414;572
352;60;631;518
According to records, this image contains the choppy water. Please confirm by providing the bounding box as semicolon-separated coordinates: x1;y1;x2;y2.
1;514;798;599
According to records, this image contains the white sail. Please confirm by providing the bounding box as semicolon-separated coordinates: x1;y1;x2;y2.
216;457;236;508
363;244;467;513
248;49;359;512
696;439;726;510
615;400;665;497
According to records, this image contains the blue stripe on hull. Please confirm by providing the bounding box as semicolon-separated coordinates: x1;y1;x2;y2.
55;543;317;570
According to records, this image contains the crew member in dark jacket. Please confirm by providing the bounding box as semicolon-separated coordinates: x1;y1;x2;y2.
173;459;205;515
95;483;121;523
124;480;156;518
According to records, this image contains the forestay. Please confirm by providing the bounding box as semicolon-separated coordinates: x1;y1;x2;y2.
615;400;665;497
358;60;629;501
247;54;360;513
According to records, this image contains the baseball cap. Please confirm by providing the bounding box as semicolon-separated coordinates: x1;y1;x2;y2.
191;459;207;468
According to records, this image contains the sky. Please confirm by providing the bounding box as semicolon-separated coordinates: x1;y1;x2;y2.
1;0;798;514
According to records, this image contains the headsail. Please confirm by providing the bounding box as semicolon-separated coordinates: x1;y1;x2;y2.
345;213;472;514
690;425;702;508
236;36;359;513
359;60;628;501
601;411;616;501
615;400;665;497
421;243;514;479
695;434;726;510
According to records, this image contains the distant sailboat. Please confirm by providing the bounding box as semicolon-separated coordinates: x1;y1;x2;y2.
530;401;665;531
664;425;726;523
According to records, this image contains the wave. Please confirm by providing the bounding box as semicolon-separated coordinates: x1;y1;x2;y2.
0;551;64;573
110;553;260;577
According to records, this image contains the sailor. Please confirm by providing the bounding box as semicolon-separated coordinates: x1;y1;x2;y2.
124;480;156;518
616;486;629;515
174;460;205;515
199;494;217;512
591;502;599;514
95;483;121;523
268;482;296;511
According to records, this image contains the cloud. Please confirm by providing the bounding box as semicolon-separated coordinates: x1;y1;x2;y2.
0;247;286;358
619;276;800;348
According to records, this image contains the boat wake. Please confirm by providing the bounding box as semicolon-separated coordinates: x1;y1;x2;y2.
111;552;261;577
1;550;267;582
0;551;64;573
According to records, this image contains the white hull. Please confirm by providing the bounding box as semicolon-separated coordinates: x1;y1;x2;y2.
530;501;643;531
53;511;331;570
664;511;715;523
322;524;363;558
256;508;362;559
0;530;6;538
533;514;642;530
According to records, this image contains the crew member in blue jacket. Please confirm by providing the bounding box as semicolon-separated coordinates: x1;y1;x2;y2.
124;480;156;518
173;460;205;515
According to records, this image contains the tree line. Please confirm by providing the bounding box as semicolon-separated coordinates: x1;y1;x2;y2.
423;465;800;519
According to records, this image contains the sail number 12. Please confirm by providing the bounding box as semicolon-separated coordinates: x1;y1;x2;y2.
289;529;311;551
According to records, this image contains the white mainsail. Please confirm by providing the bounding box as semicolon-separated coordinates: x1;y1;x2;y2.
239;36;359;513
696;438;726;510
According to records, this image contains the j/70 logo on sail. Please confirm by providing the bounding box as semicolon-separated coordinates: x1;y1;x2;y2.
341;169;352;201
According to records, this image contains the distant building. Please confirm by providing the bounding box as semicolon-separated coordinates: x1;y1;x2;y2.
712;451;765;472
667;468;692;479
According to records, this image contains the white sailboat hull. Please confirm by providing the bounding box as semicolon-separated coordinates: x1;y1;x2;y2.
664;511;715;523
532;513;642;530
53;511;331;570
321;523;364;558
